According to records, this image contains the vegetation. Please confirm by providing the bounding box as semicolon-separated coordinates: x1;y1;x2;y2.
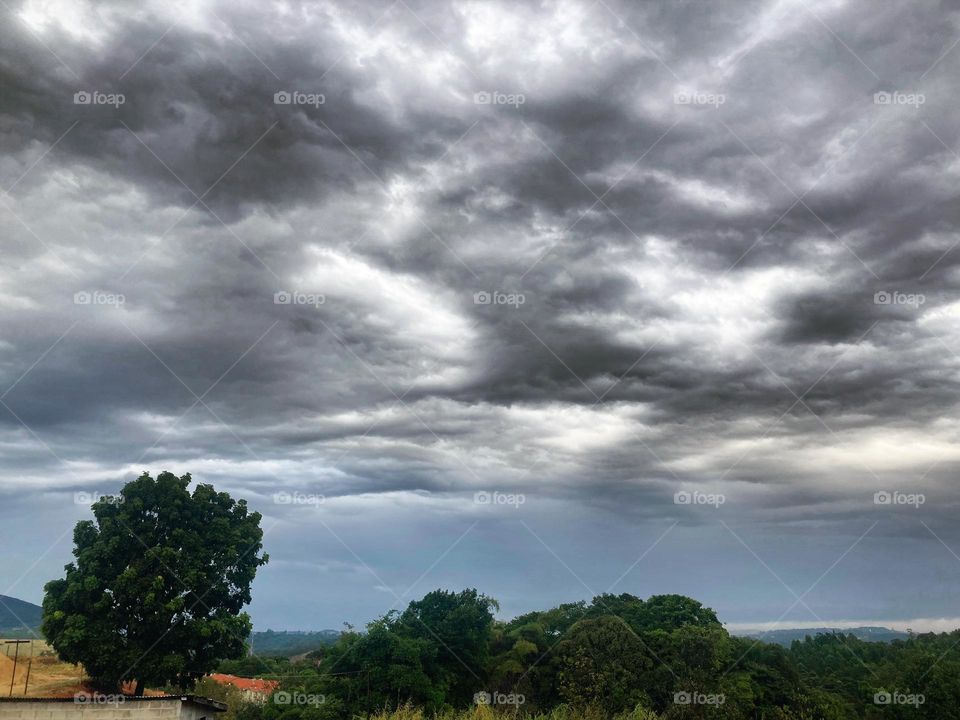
189;676;271;720
29;474;954;717
203;589;954;720
743;626;909;646
248;630;342;658
217;655;295;678
41;471;268;694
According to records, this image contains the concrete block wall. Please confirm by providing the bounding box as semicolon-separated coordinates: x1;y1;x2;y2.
0;699;215;720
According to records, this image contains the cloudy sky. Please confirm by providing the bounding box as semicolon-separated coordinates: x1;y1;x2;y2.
2;0;960;634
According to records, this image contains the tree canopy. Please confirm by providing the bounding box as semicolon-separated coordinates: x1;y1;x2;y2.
241;589;953;720
42;471;268;693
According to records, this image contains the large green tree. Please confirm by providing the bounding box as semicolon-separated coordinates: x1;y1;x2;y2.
275;589;498;716
42;471;268;694
395;588;498;706
556;615;654;714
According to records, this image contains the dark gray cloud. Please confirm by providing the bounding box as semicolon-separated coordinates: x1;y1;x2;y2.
2;0;960;631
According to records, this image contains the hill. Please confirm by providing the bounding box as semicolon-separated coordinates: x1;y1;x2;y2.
0;595;43;637
736;625;909;646
249;629;340;657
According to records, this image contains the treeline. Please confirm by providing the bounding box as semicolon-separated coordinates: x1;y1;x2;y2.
213;589;958;719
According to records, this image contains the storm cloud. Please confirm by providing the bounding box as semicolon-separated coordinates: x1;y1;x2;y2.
2;0;960;630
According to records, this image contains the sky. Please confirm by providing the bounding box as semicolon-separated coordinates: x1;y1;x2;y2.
2;0;960;634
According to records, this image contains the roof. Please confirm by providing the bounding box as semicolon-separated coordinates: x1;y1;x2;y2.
0;696;227;712
208;674;279;694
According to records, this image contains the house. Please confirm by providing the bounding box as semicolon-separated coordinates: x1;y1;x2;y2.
207;674;279;703
0;695;226;720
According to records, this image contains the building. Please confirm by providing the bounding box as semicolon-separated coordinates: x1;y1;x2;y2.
207;674;279;703
0;695;226;720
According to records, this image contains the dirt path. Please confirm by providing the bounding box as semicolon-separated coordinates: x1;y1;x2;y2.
0;652;27;695
0;642;85;697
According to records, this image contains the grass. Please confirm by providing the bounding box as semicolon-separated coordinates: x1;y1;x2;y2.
366;704;662;720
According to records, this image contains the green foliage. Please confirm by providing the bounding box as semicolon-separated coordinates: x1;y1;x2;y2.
397;589;498;707
285;589;497;715
41;474;960;719
247;630;340;658
41;471;268;692
261;588;960;720
585;594;720;633
190;677;265;720
306;703;664;720
556;616;652;714
217;655;291;677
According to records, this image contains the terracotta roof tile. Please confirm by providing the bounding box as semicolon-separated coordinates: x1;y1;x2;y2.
208;674;279;694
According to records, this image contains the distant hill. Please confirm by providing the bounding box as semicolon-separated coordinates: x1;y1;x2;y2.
249;629;341;656
737;626;910;646
0;595;43;637
0;595;346;651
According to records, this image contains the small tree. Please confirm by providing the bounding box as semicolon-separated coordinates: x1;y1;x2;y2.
42;471;269;694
